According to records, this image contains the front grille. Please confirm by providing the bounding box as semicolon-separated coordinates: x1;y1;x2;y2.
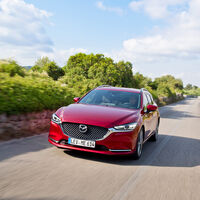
62;122;108;141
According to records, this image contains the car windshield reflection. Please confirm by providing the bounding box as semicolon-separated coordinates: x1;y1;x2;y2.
79;89;141;109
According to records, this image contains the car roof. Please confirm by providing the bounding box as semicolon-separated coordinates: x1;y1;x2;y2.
95;86;141;93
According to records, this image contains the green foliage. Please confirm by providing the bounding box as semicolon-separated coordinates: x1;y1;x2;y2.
62;53;134;96
31;57;65;80
0;73;72;115
47;62;65;80
185;83;197;90
31;65;43;73
133;72;152;89
31;57;51;72
145;86;158;100
157;83;175;98
59;74;99;97
116;61;134;87
0;60;25;77
132;73;185;100
184;84;200;96
0;54;198;115
154;75;183;92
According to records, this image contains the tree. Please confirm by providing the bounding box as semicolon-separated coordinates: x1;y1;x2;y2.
185;84;193;90
116;61;134;87
0;60;25;77
46;62;65;80
31;57;51;72
154;75;183;93
63;53;134;90
157;83;175;97
31;57;64;80
133;72;152;89
63;53;108;78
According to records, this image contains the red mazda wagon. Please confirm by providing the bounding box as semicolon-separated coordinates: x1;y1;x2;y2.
48;86;160;159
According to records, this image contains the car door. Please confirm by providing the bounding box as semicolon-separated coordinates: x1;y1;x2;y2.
142;93;153;140
145;92;155;137
147;93;158;132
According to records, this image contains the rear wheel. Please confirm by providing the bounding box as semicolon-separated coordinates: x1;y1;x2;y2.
133;129;143;159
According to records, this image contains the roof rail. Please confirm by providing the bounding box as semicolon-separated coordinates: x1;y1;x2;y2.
97;85;113;88
141;88;148;92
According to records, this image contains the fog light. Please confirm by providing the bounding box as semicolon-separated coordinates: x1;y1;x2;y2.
60;140;67;145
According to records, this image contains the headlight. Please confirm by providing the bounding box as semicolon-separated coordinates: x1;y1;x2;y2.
52;113;61;124
114;122;137;131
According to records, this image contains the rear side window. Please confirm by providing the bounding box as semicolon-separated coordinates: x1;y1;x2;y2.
144;93;151;104
146;93;153;104
143;93;149;107
149;94;154;104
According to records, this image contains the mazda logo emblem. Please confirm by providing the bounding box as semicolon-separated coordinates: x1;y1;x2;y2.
79;124;87;133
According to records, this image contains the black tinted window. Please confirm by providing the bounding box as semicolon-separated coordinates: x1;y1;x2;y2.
79;89;141;109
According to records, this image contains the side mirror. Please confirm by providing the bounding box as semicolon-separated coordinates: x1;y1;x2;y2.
147;104;157;112
73;97;80;103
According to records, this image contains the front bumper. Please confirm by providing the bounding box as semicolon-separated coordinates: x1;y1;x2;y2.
48;121;139;155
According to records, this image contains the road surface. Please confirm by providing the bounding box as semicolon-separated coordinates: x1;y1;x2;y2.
0;97;200;200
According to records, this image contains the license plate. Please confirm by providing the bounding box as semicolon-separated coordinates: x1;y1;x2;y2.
68;138;95;148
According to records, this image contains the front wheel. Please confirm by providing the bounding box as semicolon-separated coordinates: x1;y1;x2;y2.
133;129;143;160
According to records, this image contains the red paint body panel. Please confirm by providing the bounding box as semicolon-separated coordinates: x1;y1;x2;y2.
58;104;139;128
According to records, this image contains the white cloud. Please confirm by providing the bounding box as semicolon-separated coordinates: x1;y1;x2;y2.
114;0;200;63
0;0;53;65
109;0;200;86
0;0;89;66
129;1;144;11
129;0;188;19
96;1;124;15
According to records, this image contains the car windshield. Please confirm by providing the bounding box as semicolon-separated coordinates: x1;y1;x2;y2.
79;89;141;109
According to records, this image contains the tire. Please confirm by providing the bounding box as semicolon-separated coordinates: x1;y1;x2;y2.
133;129;143;160
150;122;159;142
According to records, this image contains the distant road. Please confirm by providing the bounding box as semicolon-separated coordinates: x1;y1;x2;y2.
0;97;200;200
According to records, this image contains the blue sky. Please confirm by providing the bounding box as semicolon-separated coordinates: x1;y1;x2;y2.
26;0;159;51
0;0;200;86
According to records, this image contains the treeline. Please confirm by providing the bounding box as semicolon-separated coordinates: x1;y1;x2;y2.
0;53;199;115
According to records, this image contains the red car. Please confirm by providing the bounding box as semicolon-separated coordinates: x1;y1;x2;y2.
48;86;160;159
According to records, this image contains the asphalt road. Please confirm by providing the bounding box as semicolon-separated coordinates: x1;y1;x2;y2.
0;97;200;200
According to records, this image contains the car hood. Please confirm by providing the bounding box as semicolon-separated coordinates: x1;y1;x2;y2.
57;103;139;128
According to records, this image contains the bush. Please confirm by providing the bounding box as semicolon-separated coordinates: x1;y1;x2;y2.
0;60;25;77
0;73;73;115
47;62;65;80
157;83;175;98
31;58;65;80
